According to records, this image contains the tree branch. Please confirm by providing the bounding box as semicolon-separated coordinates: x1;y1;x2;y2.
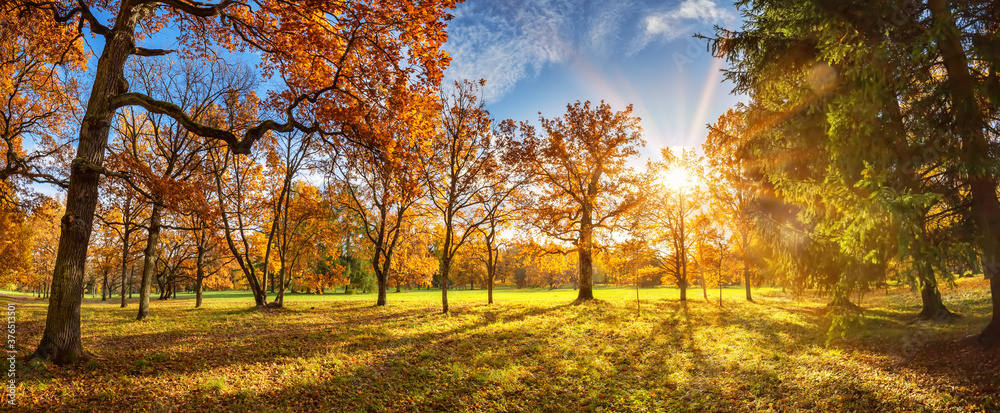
133;47;176;57
72;156;158;202
111;92;338;155
153;0;235;17
23;1;110;36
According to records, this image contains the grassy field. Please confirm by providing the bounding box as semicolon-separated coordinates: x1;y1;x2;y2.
2;282;999;412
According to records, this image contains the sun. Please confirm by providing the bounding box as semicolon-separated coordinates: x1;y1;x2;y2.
659;167;692;190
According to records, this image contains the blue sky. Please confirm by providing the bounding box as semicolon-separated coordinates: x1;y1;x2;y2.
441;0;745;160
42;0;743;172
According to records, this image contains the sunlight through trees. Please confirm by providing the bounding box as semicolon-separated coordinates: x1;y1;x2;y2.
1;0;999;410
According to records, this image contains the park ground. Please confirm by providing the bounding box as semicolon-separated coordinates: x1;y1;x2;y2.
1;281;999;412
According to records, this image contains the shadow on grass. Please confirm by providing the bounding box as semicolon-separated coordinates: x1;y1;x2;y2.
20;290;996;412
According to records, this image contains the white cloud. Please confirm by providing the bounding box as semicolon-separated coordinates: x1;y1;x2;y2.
633;0;734;52
443;0;630;103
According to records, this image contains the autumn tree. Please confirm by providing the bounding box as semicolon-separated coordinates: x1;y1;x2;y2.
294;183;361;294
87;215;120;301
424;80;506;312
0;2;83;201
476;120;529;304
514;101;644;301
334;108;429;306
704;108;760;302
182;207;229;308
96;177;145;308
0;197;33;287
0;3;83;288
28;198;63;298
152;228;195;300
641;148;703;301
210;142;271;306
17;0;457;364
105;58;256;320
523;247;576;290
270;180;325;306
390;218;437;291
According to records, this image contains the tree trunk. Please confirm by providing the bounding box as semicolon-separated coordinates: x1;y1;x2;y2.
744;259;753;302
701;273;708;300
31;6;149;363
577;206;595;301
155;270;167;300
374;251;390;307
119;257;129;308
677;194;688;302
273;263;286;308
137;206;162;320
195;275;204;308
983;277;1000;342
717;258;724;306
376;269;388;306
829;291;860;309
742;232;753;302
487;267;495;305
101;271;108;301
929;0;1000;344
917;274;952;320
441;258;451;313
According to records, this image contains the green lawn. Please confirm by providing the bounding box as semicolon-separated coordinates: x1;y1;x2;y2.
3;282;998;412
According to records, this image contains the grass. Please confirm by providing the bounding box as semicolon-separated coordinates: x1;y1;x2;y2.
2;281;998;412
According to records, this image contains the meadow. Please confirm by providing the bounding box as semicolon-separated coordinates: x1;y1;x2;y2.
3;282;999;412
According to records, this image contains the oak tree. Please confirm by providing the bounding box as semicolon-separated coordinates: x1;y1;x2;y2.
514;101;645;301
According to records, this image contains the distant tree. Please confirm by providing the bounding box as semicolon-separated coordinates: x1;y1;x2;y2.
524;247;576;290
476;120;529;304
643;148;704;301
272;181;326;305
335;105;429;306
704;108;760;302
0;197;33;287
96;177;145;308
181;207;230;308
87;223;119;301
153;229;196;300
391;219;437;291
424;80;505;312
29;199;63;298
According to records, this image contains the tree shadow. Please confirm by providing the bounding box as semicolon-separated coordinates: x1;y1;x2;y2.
20;291;992;412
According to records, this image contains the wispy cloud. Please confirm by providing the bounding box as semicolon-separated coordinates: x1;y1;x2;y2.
443;0;632;102
442;0;734;102
634;0;734;49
